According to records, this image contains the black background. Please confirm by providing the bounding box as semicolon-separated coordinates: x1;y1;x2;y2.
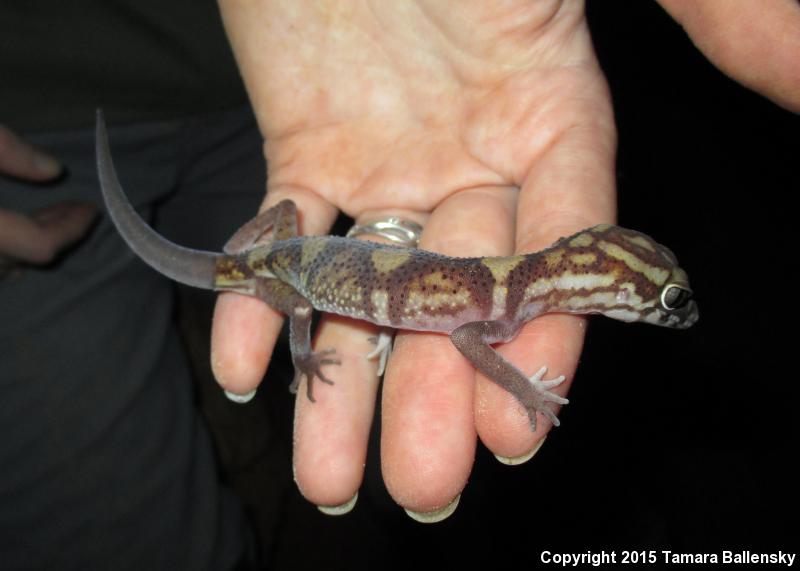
248;2;798;568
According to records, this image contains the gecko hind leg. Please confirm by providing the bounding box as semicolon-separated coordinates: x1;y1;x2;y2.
450;320;569;431
254;277;341;402
223;199;298;254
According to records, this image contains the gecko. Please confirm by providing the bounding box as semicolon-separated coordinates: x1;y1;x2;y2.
95;113;698;431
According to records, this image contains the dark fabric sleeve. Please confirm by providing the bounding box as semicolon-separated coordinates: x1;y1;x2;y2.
0;0;248;131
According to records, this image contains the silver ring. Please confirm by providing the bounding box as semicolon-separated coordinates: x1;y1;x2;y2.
346;216;423;248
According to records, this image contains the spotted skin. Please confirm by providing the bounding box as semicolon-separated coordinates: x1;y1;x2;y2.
96;116;698;430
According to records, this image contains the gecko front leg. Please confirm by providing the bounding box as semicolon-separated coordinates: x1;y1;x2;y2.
450;320;568;431
366;329;393;377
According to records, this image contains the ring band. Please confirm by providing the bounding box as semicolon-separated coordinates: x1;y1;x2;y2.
346;216;423;248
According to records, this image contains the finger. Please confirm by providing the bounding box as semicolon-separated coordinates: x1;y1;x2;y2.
0;202;96;263
0;126;62;181
477;84;617;458
292;316;381;508
34;201;98;252
0;209;45;260
381;187;518;516
293;206;428;509
211;187;338;397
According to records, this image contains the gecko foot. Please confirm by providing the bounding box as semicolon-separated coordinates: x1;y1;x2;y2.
524;366;569;430
365;330;393;377
290;348;341;402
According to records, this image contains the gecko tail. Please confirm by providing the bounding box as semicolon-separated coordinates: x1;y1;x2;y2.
96;110;221;290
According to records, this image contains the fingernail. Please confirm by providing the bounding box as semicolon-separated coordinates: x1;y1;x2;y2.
404;494;460;523
223;388;257;404
494;437;546;466
317;492;358;516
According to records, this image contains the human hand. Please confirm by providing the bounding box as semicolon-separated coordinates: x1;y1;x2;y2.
0;126;97;267
214;0;616;517
657;0;800;112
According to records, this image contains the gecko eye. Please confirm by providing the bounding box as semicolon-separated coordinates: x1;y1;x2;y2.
661;285;692;310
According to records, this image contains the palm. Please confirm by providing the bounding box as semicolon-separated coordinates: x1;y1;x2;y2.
216;0;616;514
227;1;613;219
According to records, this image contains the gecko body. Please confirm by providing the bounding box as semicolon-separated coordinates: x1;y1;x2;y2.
96;114;698;430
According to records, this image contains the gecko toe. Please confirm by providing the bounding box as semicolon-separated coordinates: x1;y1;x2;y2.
525;405;561;430
544;408;561;427
540;392;569;405
534;375;567;390
305;385;317;402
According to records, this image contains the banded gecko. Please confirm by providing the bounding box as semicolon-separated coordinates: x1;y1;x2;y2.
96;114;698;431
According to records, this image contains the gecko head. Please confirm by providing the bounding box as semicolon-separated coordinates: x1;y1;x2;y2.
642;268;698;329
585;226;699;330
